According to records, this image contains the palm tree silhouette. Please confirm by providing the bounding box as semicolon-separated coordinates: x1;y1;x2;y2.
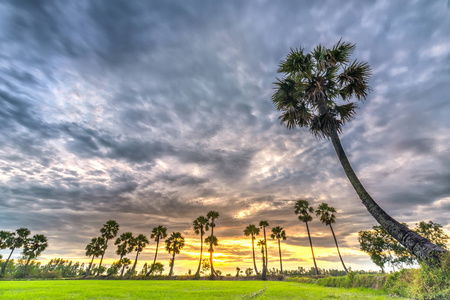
130;234;149;275
259;220;269;277
115;232;135;277
1;228;30;275
244;224;260;275
84;237;106;278
270;226;287;273
257;239;266;279
165;232;185;276
146;225;167;276
97;220;119;276
272;40;446;261
294;199;319;275
193;216;209;277
23;234;48;272
315;203;348;273
206;210;220;276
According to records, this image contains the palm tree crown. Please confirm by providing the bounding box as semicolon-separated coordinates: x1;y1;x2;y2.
101;220;120;240
244;224;260;239
271;226;287;241
294;200;314;222
165;232;185;254
115;232;135;258
23;234;48;259
315;203;336;225
193;216;210;235
272;40;370;137
151;225;168;242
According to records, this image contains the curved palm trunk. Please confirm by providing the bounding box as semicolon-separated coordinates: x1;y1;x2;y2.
84;256;95;278
263;227;268;274
195;232;203;277
329;224;348;273
261;248;266;280
305;222;319;275
146;238;159;276
96;238;108;276
277;239;283;273
130;250;140;275
251;236;258;274
169;251;176;276
329;127;447;262
1;247;15;275
209;223;217;277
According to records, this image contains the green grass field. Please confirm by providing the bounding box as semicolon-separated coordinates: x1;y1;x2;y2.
0;280;404;299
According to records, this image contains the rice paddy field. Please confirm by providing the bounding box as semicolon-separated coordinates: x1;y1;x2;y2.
0;280;404;299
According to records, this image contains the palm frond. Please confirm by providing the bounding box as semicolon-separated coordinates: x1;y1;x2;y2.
328;39;355;65
334;102;357;124
338;60;372;101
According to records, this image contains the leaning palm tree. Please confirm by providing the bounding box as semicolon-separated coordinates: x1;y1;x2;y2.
115;232;135;277
273;40;446;262
206;210;220;276
193;216;210;277
97;220;119;276
23;234;48;272
294;199;319;275
315;203;348;273
257;239;266;279
1;228;30;275
146;225;167;276
165;232;185;276
244;224;260;275
130;234;149;275
271;226;287;273
259;220;269;276
84;237;106;278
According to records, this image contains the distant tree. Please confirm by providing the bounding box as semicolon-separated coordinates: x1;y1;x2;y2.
270;226;287;273
294;199;319;275
415;221;449;249
315;203;348;273
150;262;164;275
1;228;30;275
165;232;185;276
23;234;48;272
193;216;209;277
257;239;266;279
206;210;220;277
259;220;269;277
244;224;260;274
119;258;132;276
97;220;119;276
245;268;253;277
201;258;210;274
115;232;135;277
358;225;394;273
272;40;446;262
107;261;121;276
130;234;149;275
235;267;242;277
146;225;167;276
84;237;106;278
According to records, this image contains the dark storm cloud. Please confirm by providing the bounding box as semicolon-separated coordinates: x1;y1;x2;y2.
1;0;449;272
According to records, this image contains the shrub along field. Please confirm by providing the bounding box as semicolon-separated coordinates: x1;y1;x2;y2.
0;280;400;300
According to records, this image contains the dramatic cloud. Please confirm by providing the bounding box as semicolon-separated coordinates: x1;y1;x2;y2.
1;0;449;273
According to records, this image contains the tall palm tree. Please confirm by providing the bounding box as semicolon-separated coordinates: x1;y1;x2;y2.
272;40;446;262
315;203;348;273
259;220;269;276
257;239;266;279
193;216;209;277
1;228;30;275
23;234;48;272
243;224;260;275
115;232;135;277
206;210;220;276
97;220;119;276
294;199;319;275
165;232;185;276
130;234;149;275
271;226;287;273
84;237;106;278
146;225;167;276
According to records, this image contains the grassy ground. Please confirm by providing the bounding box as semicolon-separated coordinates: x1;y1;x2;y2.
0;280;404;299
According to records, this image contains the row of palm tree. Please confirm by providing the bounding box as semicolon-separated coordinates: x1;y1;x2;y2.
0;228;48;276
294;200;348;275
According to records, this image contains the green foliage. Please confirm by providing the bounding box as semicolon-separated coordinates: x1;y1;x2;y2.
150;262;164;276
411;252;450;299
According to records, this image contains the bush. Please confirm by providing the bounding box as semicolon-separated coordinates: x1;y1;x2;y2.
286;276;316;284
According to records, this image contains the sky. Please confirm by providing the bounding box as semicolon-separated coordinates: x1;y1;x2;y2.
1;0;449;275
